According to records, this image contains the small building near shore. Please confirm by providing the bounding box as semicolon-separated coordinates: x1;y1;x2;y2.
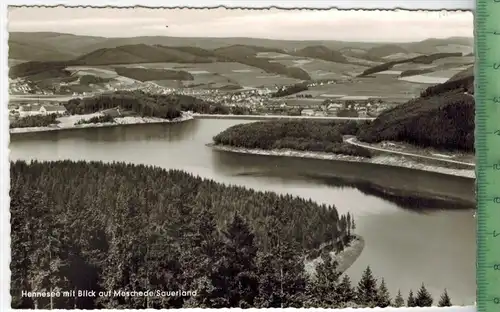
40;104;67;115
301;109;315;116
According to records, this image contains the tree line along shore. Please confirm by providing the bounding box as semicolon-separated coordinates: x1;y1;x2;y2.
10;160;453;309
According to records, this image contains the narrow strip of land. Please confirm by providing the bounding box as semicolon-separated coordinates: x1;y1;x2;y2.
193;113;376;121
345;137;475;167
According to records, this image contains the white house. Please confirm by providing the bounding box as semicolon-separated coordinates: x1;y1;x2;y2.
301;109;315;116
18;104;42;117
39;104;67;115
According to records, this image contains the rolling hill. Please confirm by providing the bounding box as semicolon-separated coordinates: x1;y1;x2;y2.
9;31;473;62
9;43;312;81
358;73;474;152
74;44;215;65
292;45;348;63
8;40;76;62
364;44;409;60
358;52;464;77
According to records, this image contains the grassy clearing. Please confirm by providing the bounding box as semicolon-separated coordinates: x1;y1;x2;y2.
65;66;119;79
101;61;297;87
434;44;473;54
271;59;366;79
297;76;426;101
398;75;450;84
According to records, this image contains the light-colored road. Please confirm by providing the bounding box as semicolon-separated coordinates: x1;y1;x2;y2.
345;137;475;167
193;113;376;121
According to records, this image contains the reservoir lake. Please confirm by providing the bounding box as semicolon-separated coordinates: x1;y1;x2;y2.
9;118;476;305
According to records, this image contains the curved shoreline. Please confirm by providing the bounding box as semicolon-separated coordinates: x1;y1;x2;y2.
9;113;194;134
304;235;365;277
208;143;475;179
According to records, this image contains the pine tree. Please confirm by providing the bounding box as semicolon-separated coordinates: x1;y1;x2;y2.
255;243;307;308
305;253;341;307
415;283;434;307
214;213;259;307
438;289;452;307
337;274;355;304
393;290;405;307
355;266;378;307
375;278;391;307
407;290;416;307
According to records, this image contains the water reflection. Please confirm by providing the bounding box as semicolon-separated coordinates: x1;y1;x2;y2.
9;120;199;143
211;149;475;206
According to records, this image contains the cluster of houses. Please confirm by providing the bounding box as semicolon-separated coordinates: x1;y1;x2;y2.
10;103;68;118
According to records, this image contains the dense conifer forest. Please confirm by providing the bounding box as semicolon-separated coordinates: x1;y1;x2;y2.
114;67;194;82
10;160;450;309
63;90;241;118
358;74;474;152
212;119;372;158
9;114;60;128
75;114;115;125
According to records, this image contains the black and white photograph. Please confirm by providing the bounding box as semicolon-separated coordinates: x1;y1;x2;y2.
8;6;475;309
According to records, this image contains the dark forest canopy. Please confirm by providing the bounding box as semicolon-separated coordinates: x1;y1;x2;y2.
114;67;194;82
271;82;309;97
10;160;343;308
10;160;445;309
9;114;60;129
63;90;235;118
212;119;372;158
79;74;112;86
358;75;475;152
358;52;463;77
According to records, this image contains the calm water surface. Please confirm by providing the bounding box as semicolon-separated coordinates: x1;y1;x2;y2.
9;119;476;305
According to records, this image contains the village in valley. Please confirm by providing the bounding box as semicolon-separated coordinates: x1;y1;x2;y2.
8;74;394;123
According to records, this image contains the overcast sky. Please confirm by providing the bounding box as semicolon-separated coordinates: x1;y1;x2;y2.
7;7;473;42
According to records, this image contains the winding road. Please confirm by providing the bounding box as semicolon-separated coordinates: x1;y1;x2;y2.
345;137;475;167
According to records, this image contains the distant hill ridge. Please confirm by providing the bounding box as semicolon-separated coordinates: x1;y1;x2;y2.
9;31;473;61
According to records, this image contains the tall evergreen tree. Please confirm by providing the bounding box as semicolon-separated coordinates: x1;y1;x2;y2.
438;289;452;307
407;290;416;307
336;274;355;304
305;253;341;307
255;222;307;308
355;266;378;307
182;206;225;308
393;290;405;307
214;213;259;308
376;278;391;307
415;283;434;307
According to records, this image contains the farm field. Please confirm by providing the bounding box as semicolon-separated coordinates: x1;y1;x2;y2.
434;44;473;54
293;76;426;102
398;75;449;84
270;58;367;79
69;62;299;88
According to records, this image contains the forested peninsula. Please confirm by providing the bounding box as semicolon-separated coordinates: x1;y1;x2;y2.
213;119;372;158
10;160;450;309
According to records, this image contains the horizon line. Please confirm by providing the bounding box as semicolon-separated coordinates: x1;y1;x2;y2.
8;31;474;43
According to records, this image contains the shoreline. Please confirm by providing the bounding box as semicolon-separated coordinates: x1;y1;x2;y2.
304;235;365;277
9;113;194;134
192;113;376;121
208;143;476;179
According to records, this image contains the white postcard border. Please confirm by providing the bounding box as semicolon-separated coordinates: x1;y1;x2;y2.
0;0;476;311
